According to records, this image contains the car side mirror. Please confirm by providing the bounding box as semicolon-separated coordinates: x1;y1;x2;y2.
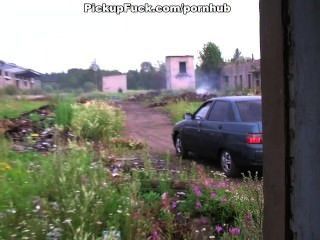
184;112;193;120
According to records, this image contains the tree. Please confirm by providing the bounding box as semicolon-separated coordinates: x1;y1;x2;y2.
40;68;121;92
199;42;223;73
231;48;242;62
140;62;154;73
83;81;96;92
197;42;224;90
127;70;141;89
127;62;166;90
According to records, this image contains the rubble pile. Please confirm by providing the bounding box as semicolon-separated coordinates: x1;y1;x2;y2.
128;91;161;102
148;91;217;108
5;105;57;152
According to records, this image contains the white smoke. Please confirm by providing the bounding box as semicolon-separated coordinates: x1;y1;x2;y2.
196;87;209;95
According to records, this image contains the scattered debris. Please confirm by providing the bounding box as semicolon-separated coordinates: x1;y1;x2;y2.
110;137;145;150
102;230;121;240
128;91;161;102
5;105;57;152
147;92;217;108
16;95;51;101
128;91;217;107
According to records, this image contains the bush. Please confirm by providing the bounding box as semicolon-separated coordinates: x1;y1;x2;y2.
55;98;74;128
42;85;54;93
231;172;263;239
83;82;96;92
165;101;202;123
21;88;45;95
73;88;84;95
3;85;19;95
0;137;263;239
0;147;136;240
71;101;124;142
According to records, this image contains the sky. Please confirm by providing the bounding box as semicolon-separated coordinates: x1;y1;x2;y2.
0;0;260;73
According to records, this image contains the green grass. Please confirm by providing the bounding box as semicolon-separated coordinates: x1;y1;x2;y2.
79;90;148;101
164;101;202;123
0;98;48;119
0;97;263;239
55;98;73;128
0;137;263;240
71;101;124;142
0;140;263;239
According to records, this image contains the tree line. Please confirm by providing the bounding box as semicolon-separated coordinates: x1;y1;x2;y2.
41;42;244;92
41;62;166;92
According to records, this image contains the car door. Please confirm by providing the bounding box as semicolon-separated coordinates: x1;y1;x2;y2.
199;100;235;158
181;101;212;153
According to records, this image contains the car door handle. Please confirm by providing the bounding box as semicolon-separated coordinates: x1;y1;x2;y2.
218;125;223;130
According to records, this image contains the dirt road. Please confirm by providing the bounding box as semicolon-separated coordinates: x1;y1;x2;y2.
120;101;175;154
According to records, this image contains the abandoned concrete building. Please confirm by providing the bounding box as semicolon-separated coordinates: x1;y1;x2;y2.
219;59;261;91
0;60;41;89
102;74;127;93
165;55;196;90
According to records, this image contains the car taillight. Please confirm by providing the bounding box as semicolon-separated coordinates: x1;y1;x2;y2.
246;133;263;144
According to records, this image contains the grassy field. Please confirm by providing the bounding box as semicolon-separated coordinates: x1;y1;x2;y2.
0;97;263;239
0;137;263;239
164;101;202;123
79;90;152;101
0;98;48;119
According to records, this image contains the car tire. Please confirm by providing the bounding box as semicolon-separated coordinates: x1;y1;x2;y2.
175;134;188;159
220;150;240;177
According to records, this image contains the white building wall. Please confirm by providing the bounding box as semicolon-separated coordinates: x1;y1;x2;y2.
166;56;196;90
102;74;127;92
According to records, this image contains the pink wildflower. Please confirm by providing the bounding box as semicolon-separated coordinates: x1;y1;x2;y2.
215;225;223;234
195;200;202;209
245;212;253;225
151;230;160;240
229;227;241;236
210;192;217;199
204;178;214;188
192;185;202;197
171;200;177;209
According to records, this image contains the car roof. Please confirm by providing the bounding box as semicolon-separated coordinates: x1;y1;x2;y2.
207;95;261;102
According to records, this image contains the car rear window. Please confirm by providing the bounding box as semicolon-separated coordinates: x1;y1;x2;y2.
236;100;262;122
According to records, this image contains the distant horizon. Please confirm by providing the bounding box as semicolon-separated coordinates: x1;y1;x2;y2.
1;54;261;75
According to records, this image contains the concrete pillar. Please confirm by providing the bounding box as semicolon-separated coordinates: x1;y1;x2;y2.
261;0;320;239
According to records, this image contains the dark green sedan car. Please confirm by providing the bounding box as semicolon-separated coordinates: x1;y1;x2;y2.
172;96;262;177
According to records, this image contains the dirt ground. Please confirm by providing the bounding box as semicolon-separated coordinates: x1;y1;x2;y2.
120;101;175;154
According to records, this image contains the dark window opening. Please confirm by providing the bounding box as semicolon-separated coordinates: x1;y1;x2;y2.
240;75;243;89
248;74;252;88
234;76;238;87
256;79;260;87
179;62;187;74
224;76;229;87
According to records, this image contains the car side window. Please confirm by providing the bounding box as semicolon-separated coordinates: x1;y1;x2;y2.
208;101;235;122
194;102;212;120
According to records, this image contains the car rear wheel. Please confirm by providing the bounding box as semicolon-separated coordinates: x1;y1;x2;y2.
175;134;188;158
220;150;240;177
